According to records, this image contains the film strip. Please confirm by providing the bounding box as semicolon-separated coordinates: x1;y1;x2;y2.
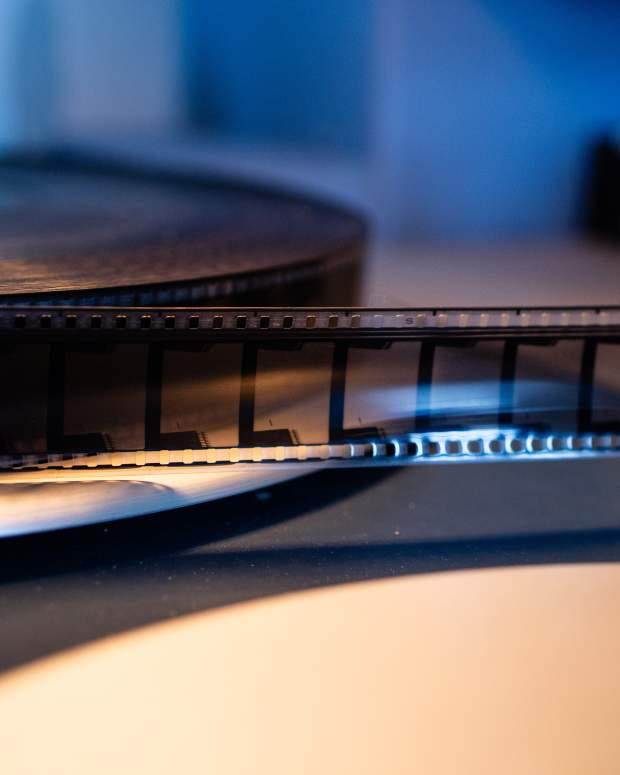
2;157;620;477
2;304;620;472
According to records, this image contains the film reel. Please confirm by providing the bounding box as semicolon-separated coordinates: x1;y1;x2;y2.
0;153;367;534
0;153;364;306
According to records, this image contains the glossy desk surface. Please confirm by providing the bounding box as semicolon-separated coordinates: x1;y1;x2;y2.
2;216;620;772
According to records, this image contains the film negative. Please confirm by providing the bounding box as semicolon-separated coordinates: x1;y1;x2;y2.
1;304;620;472
1;156;620;483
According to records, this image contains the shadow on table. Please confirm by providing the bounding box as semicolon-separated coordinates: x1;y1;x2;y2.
1;465;620;674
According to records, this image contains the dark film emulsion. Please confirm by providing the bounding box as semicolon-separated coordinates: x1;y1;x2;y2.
2;336;620;459
423;340;504;431
160;343;243;449
509;338;620;433
590;341;620;430
338;341;421;439
0;343;49;453
251;343;334;445
510;339;584;432
60;344;148;452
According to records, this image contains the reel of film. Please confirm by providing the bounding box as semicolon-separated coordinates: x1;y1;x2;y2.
0;153;364;306
1;154;620;535
0;152;366;534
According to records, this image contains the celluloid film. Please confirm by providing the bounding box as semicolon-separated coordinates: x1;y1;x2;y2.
1;329;619;469
2;160;620;473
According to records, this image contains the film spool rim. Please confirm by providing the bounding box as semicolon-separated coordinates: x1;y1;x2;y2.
0;152;367;302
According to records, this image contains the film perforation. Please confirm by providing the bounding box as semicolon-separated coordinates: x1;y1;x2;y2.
3;305;620;335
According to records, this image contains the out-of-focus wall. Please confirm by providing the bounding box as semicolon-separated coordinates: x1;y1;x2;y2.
183;0;620;241
372;0;620;241
0;0;182;148
1;0;619;243
181;0;371;155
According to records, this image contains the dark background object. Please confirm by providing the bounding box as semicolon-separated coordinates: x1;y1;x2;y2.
586;136;620;242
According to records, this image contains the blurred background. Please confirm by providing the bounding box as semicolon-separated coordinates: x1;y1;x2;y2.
1;0;619;248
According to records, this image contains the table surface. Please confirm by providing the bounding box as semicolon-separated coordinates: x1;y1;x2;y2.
3;563;620;775
2;143;620;675
2;455;620;673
